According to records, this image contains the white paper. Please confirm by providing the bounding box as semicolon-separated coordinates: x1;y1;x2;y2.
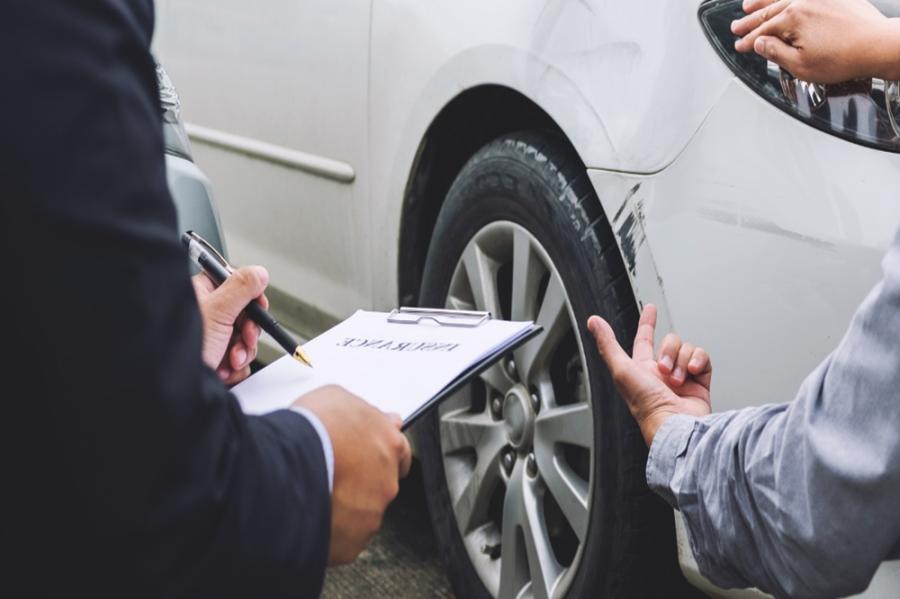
232;310;534;422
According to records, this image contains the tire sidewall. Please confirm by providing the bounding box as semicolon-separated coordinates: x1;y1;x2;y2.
417;133;656;598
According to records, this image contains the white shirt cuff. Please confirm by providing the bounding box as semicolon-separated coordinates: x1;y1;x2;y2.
290;406;334;493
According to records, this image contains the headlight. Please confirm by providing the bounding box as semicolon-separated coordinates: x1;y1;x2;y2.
699;0;900;152
155;61;193;160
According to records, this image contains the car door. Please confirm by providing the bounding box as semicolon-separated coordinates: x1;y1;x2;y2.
155;0;372;330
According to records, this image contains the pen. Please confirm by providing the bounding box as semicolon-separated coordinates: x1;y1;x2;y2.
182;231;313;368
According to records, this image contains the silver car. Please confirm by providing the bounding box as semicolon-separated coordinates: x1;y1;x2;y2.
156;1;900;596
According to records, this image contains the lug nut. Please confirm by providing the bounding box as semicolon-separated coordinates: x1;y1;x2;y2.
502;448;516;475
491;395;503;418
526;453;538;478
505;358;518;381
530;389;541;413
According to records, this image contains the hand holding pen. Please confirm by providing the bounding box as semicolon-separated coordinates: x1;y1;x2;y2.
192;266;270;384
184;232;312;383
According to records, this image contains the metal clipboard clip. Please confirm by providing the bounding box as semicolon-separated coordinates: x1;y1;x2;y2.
387;307;492;328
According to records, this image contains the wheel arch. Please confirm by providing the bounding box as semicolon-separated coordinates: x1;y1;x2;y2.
398;85;584;307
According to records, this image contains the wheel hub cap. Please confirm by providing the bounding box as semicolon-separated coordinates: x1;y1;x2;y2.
503;385;534;449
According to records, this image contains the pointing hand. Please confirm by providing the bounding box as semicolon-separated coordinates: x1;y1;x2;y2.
587;305;712;446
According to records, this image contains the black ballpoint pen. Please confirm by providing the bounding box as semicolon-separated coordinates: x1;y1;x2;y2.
182;231;313;368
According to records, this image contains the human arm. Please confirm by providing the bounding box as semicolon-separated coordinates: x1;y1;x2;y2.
0;1;406;595
733;0;900;83
588;231;900;597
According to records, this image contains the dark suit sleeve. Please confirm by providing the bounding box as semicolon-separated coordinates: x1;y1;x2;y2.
0;2;329;597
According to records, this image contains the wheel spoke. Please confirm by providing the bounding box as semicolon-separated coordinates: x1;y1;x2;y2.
516;274;569;383
453;452;505;534
480;363;510;394
440;409;505;455
441;411;507;533
498;464;564;599
521;478;563;599
463;242;502;318
447;294;474;311
535;452;590;544
535;402;593;449
499;464;529;599
511;229;544;322
534;403;592;542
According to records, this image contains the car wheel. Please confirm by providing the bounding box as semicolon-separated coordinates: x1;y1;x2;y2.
418;130;685;598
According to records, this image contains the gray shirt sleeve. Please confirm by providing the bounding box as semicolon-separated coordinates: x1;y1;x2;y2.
646;227;900;599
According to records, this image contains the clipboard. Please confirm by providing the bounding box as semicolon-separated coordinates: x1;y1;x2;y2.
390;308;543;429
232;307;543;427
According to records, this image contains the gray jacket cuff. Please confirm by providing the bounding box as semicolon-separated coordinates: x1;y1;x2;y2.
646;414;697;507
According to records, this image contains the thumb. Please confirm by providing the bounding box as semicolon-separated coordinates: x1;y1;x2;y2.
587;316;633;380
207;266;269;325
754;35;801;73
385;412;404;430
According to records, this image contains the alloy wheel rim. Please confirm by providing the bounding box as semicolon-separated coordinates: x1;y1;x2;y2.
439;221;594;599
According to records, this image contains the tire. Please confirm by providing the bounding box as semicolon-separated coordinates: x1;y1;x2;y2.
417;130;689;598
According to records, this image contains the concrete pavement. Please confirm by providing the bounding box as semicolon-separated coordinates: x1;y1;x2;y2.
322;466;454;598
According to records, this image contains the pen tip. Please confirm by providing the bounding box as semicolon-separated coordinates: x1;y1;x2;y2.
293;347;313;368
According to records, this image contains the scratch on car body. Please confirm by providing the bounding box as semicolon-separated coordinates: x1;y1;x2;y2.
612;183;645;276
697;206;836;251
588;171;674;331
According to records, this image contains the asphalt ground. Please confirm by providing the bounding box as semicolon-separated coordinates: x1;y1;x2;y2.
321;464;455;598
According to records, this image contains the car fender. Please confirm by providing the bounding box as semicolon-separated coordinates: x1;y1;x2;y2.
369;0;732;309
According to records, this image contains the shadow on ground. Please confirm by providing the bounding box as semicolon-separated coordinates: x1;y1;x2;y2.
322;464;454;598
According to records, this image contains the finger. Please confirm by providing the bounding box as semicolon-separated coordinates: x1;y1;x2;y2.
386;413;404;429
735;10;794;54
671;342;695;386
753;35;803;74
206;266;270;326
741;0;780;14
631;304;657;362
656;333;681;374
588;316;647;394
223;365;252;386
239;319;261;364
689;347;713;388
397;433;412;478
192;272;217;296
229;340;250;371
688;347;711;376
588;316;632;375
244;319;261;348
216;365;232;381
731;0;789;39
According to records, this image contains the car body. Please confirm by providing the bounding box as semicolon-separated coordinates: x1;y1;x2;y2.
166;152;225;257
155;1;900;596
158;61;227;258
